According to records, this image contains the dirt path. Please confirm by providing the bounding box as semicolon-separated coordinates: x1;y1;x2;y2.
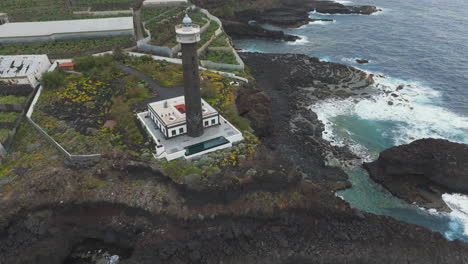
117;64;184;100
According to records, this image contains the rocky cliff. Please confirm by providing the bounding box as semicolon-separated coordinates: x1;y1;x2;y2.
191;0;380;40
365;138;468;211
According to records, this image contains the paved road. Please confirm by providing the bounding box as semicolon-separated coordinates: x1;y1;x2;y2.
117;64;184;100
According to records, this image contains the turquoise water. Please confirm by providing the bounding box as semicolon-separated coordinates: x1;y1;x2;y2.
337;168;468;242
235;0;468;241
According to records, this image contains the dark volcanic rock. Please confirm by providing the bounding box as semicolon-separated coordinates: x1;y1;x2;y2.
221;19;299;41
356;59;369;64
239;52;374;185
365;139;468;210
236;89;272;137
192;0;379;41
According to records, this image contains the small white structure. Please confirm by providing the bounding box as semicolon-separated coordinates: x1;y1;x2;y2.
0;55;51;87
143;0;187;7
0;17;134;43
138;96;243;161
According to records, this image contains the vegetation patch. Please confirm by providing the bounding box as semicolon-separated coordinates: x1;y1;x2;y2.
71;0;134;11
0;95;27;105
128;55;184;87
209;35;230;48
199;72;250;132
0;121;61;193
197;20;220;49
0;0;133;21
157;132;259;186
203;50;238;65
0;37;135;57
0;0;71;22
0;112;19;123
0;129;11;143
33;55;154;155
142;7;183;23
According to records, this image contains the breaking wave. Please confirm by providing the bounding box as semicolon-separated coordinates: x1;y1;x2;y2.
309;74;468;161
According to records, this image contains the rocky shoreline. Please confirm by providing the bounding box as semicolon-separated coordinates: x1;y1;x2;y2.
1;54;468;263
193;0;380;41
365;139;468;211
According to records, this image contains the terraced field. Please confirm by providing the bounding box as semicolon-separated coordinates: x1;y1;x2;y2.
71;0;135;10
0;0;136;21
0;0;72;22
0;37;135;58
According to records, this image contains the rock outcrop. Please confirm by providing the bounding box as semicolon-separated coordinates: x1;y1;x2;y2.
240;52;374;185
191;0;380;41
365;138;468;210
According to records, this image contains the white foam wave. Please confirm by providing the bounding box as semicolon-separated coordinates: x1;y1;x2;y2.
443;193;468;236
309;74;468;161
311;20;336;25
298;20;335;29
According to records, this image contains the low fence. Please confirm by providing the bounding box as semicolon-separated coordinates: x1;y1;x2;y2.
0;85;38;156
200;46;245;71
24;64;102;164
197;8;245;71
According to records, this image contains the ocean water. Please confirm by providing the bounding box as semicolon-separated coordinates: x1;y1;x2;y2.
234;0;468;241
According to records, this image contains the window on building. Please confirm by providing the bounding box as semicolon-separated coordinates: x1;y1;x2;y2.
179;128;184;133
172;130;176;136
205;121;209;126
211;119;215;125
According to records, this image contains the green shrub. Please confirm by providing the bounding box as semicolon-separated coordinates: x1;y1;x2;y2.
41;70;66;90
0;129;11;143
74;54;113;71
222;104;250;132
0;112;19;123
204;50;238;64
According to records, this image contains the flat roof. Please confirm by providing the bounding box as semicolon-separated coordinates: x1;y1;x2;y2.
0;17;133;38
148;96;218;126
0;55;49;79
138;112;241;156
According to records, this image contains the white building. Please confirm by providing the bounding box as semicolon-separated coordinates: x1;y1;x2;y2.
138;96;243;161
147;96;220;139
0;17;134;43
0;55;51;88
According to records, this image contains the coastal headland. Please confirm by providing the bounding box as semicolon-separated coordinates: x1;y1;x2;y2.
1;0;468;263
1;53;468;263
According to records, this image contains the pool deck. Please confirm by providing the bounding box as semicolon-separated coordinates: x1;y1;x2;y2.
137;111;243;160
